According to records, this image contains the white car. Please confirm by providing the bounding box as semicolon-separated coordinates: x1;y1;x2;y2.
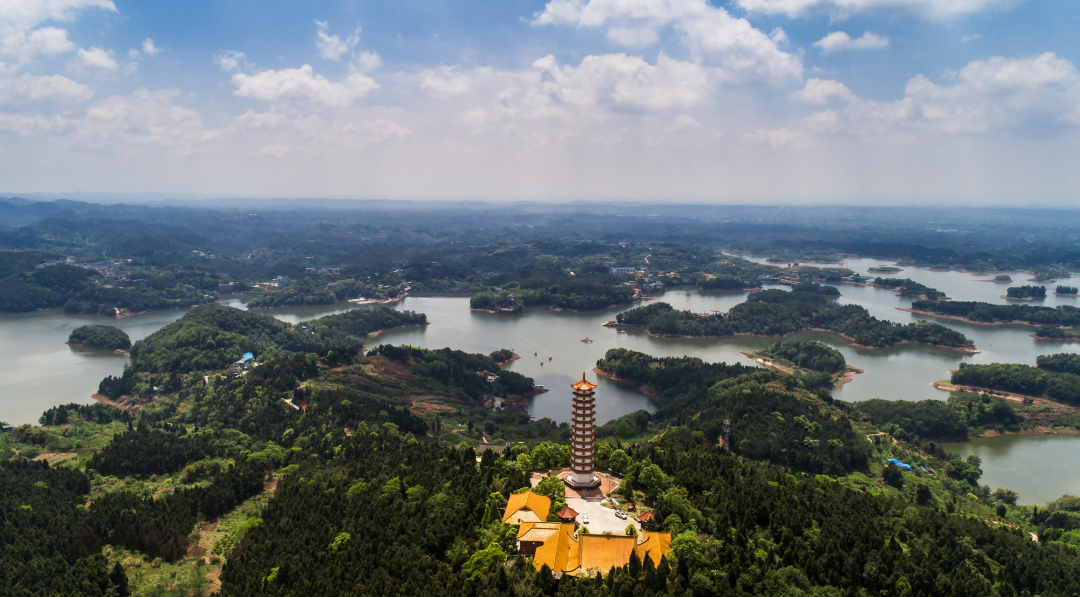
615;511;627;520
582;513;590;524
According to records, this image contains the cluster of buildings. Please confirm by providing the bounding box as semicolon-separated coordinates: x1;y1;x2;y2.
501;490;671;576
227;353;256;377
497;374;672;577
304;267;342;275
59;259;141;287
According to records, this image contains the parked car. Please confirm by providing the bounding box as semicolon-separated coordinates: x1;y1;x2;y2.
615;511;627;519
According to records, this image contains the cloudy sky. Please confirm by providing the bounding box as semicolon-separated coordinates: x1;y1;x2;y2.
1;0;1078;203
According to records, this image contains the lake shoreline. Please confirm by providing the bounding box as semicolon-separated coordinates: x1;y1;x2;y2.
899;307;1042;329
605;321;979;353
366;322;430;337
739;351;864;388
65;341;129;355
592;367;660;402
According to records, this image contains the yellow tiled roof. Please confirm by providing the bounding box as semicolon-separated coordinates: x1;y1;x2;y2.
634;532;672;568
502;491;552;524
533;523;579;573
518;521;561;542
578;534;637;574
532;529;674;576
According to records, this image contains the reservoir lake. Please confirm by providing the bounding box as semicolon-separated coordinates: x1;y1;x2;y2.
2;256;1078;504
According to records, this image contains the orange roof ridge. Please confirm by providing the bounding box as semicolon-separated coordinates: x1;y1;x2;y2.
571;372;597;391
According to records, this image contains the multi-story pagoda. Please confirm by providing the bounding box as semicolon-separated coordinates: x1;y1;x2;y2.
566;373;600;489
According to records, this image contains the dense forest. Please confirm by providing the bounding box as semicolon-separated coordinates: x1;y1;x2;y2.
758;341;846;374
1007;285;1047;299
1038;353;1080;376
853;395;1020;442
951;361;1080;404
595;348;869;474
69;324;131;350
63;283;216;317
910;299;1080;326
615;290;972;348
471;273;636;312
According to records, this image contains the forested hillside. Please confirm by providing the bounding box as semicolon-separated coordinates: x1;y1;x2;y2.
615;290;972;348
96;305;425;400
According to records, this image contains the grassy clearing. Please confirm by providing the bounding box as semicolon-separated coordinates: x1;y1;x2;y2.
103;476;278;596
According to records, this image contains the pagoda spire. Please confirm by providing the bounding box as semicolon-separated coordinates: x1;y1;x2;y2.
566;371;600;489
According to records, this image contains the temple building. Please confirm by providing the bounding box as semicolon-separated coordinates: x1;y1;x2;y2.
566;373;600;489
532;525;673;576
501;491;552;525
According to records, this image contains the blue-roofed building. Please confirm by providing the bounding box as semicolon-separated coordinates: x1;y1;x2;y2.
887;458;913;471
239;352;254;364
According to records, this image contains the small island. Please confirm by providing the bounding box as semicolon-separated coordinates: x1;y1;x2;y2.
873;277;945;300
1057;285;1079;297
993;274;1013;283
608;287;975;350
868;266;901;274
743;341;862;389
67;324;131;352
1004;285;1047;301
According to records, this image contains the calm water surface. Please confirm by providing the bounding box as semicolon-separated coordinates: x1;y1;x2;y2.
941;435;1080;505
3;265;1080;502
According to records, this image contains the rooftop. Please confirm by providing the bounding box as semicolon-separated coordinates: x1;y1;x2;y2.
571;373;597;391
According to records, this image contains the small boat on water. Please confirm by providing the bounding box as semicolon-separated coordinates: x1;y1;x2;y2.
548;356;552;360
540;361;543;366
534;351;537;356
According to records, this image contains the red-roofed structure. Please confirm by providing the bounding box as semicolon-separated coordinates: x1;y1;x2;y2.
555;507;579;522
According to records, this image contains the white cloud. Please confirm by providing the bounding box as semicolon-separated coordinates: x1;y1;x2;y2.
0;0;116;29
350;50;381;73
669;113;701;132
800;53;1080;135
315;20;359;61
745;127;809;148
813;31;889;53
606;26;659;47
961;33;981;43
232;64;379;107
0;88;217;155
791;78;854;104
24;27;74;55
0;73;92;105
215;50;249;73
419;66;489;98
141;38;159;55
0;0;115;67
532;0;801;84
78;46;117;70
233;110;286;130
75;89;217;152
531;52;708;112
734;0;1011;19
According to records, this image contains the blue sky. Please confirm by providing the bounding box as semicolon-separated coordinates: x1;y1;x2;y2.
1;0;1078;203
